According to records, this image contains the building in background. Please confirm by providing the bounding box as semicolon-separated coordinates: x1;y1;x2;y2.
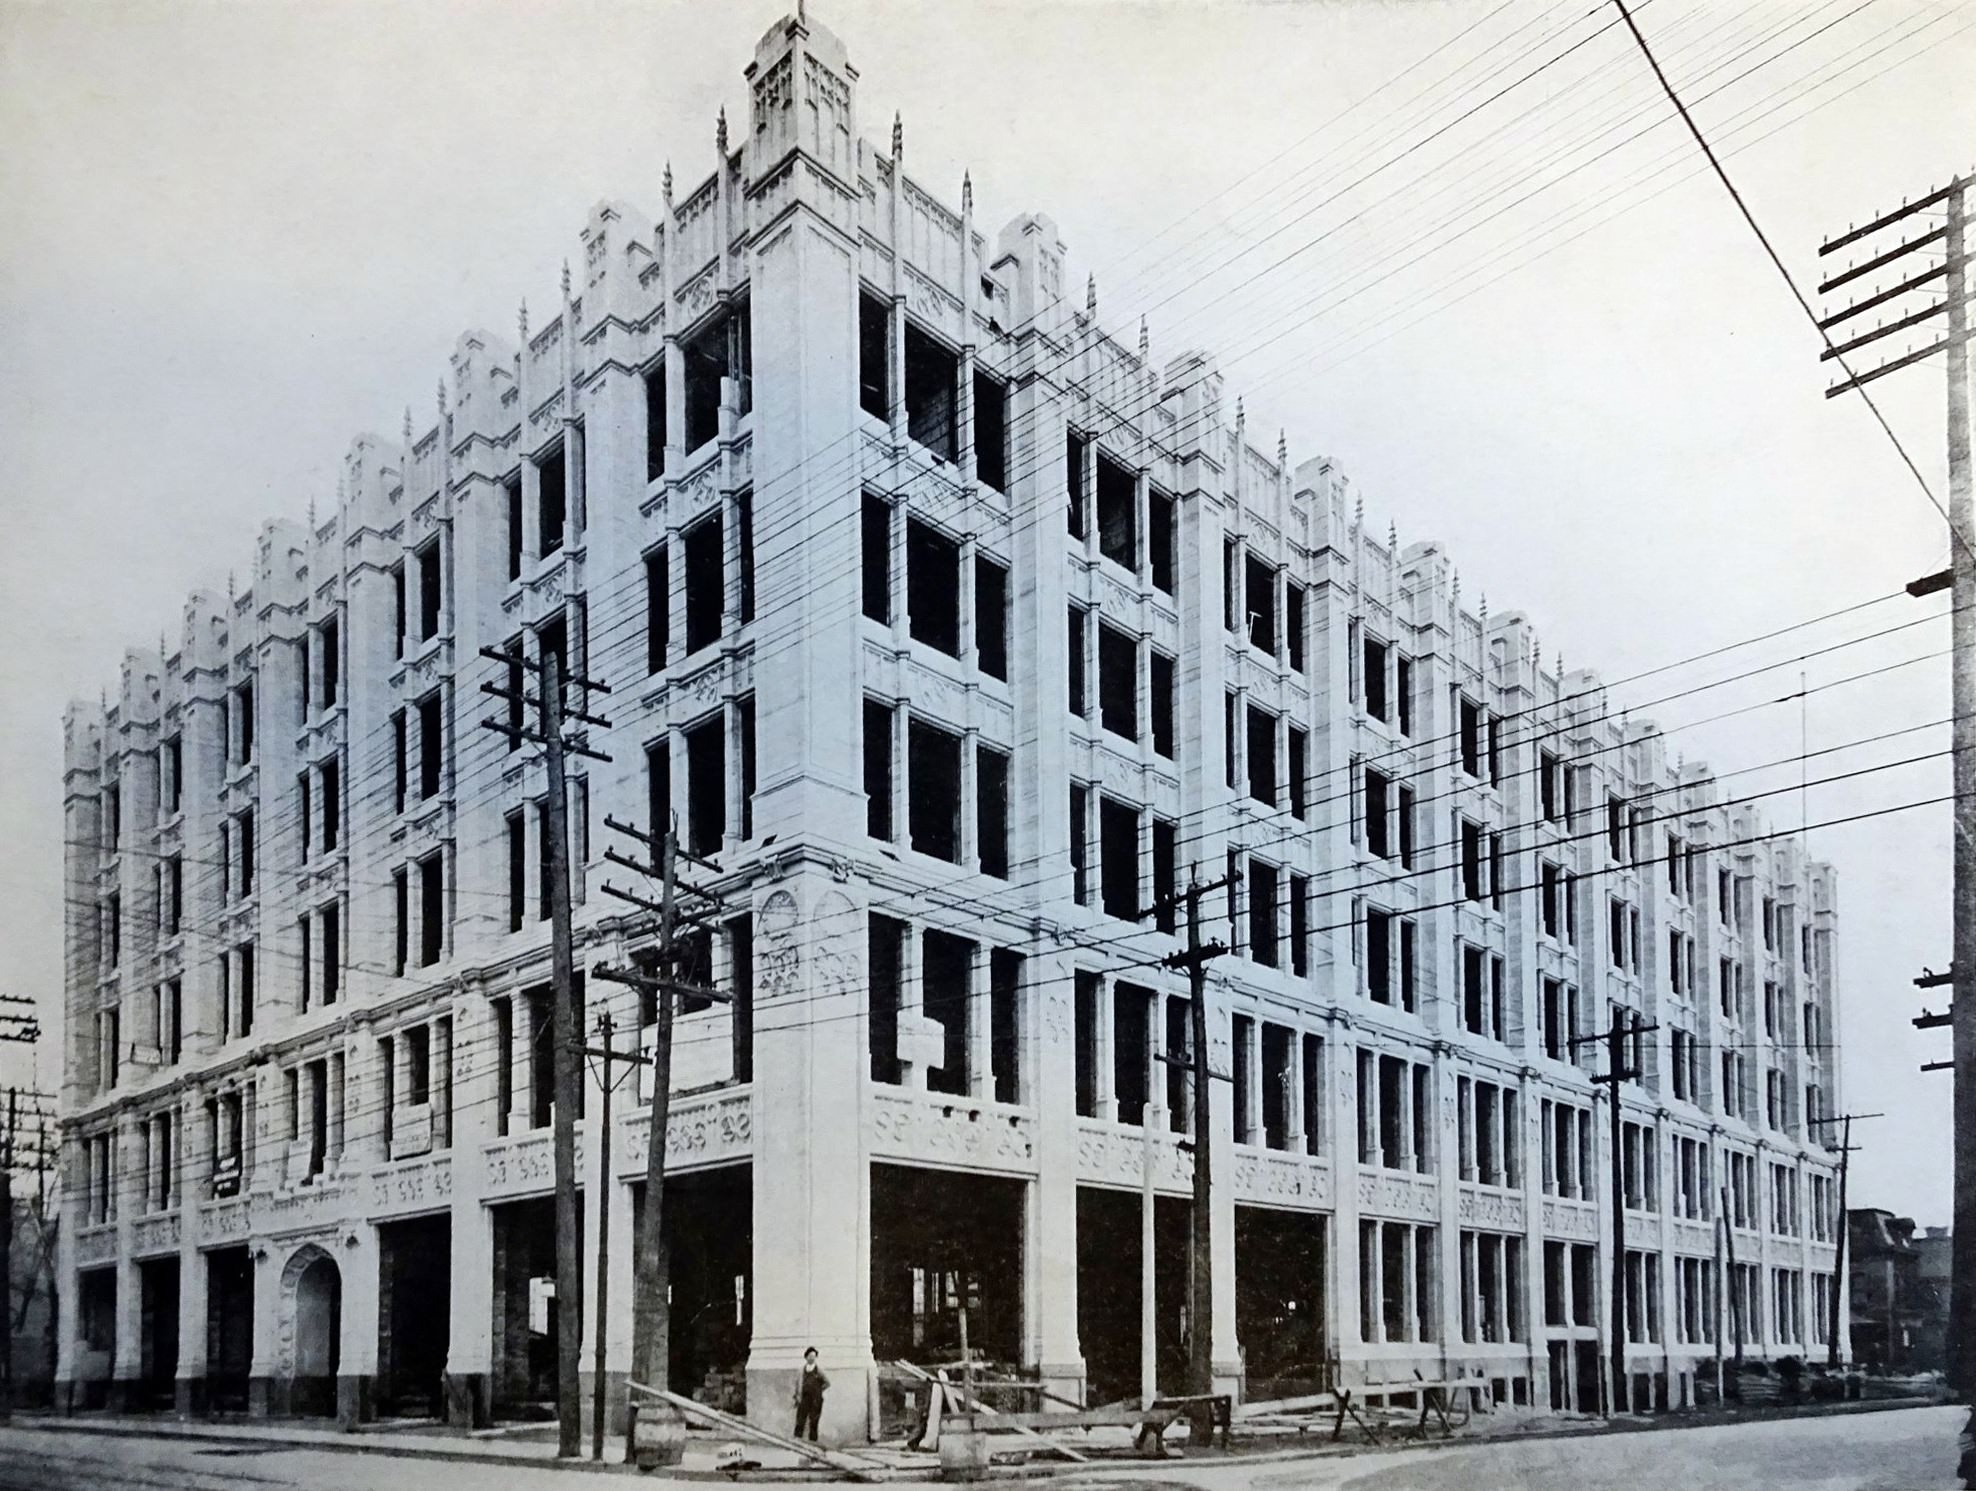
8;1186;60;1407
56;7;1846;1441
1847;1209;1926;1372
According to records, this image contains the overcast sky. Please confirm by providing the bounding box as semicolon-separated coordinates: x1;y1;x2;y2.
1;0;1969;1223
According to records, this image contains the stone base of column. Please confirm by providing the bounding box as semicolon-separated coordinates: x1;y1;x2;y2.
247;1375;273;1418
1211;1359;1245;1404
105;1377;139;1414
580;1369;630;1439
175;1375;208;1419
1035;1362;1087;1407
54;1376;75;1414
336;1374;373;1430
443;1371;491;1428
747;1363;871;1447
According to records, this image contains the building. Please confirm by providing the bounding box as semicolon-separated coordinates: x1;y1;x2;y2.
56;8;1848;1441
1848;1212;1947;1374
8;1187;59;1407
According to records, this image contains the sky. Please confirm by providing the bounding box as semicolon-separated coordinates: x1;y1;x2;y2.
1;0;1970;1224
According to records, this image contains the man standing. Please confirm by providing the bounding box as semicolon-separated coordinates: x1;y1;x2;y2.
793;1347;829;1442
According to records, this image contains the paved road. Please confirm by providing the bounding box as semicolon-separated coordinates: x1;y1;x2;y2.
0;1406;1965;1490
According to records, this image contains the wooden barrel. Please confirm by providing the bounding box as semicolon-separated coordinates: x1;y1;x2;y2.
629;1401;688;1470
939;1430;991;1482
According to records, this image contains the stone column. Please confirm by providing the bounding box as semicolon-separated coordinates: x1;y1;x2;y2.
109;1115;141;1410
1025;946;1085;1399
338;1224;379;1427
176;1092;208;1416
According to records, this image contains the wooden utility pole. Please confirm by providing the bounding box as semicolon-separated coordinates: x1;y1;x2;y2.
596;816;728;1409
478;642;611;1458
1808;1110;1881;1368
1156;869;1233;1438
2;1088;15;1420
1575;1012;1655;1416
1723;1184;1745;1374
1818;172;1974;1400
586;1010;638;1461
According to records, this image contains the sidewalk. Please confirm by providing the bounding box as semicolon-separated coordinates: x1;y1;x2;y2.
8;1393;1948;1481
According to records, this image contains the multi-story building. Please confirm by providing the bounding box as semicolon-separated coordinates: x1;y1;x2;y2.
56;6;1847;1441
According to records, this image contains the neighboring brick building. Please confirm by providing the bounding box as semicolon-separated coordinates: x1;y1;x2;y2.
57;7;1846;1441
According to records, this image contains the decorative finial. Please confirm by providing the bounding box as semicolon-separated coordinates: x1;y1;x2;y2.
226;569;236;602
1236;396;1246;428
962;170;973;215
1480;592;1489;624
403;406;413;444
1138;315;1149;360
1277;429;1287;468
437;377;448;416
1452;569;1461;603
1534;640;1543;673
663;159;674;207
717;107;728;155
1354;494;1364;533
1086;273;1097;316
307;496;316;529
518;298;529;340
561;259;572;298
1387;518;1397;552
892;110;903;160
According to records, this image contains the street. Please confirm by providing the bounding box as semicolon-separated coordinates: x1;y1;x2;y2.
0;1407;1964;1491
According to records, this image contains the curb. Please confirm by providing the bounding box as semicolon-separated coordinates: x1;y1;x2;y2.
7;1414;626;1475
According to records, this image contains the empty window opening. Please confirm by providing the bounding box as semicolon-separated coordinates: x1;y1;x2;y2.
1247;705;1277;806
1248;859;1280;968
506;811;525;933
1152;819;1178;934
1070;784;1090;904
1287;584;1306;672
1097;623;1138;741
1289;727;1309;820
977;745;1010;879
319;618;339;710
908;718;963;863
1290;874;1309;976
864;699;894;841
922;930;973;1096
506;475;523;580
1151;652;1176;759
990;950;1022;1104
645;544;669;674
1233;1016;1257;1143
417;692;442;801
868;915;905;1083
417;538;442;641
685;713;726;858
973;372;1007;491
684;301;751;452
1068;607;1089;719
1261;1024;1293;1149
1365;768;1391;858
859;292;890;420
975;556;1008;681
735;491;754;625
681;513;724;655
320;903;340;1006
1245;556;1276;653
862;493;893;624
1367;908;1393;1004
907;518;961;656
418;853;444;966
1149;490;1175;595
536;448;566;557
903;322;957;462
645;360;668;480
1113;982;1152;1124
1459;696;1481;776
1073;971;1099;1115
1065;430;1088;538
1095;452;1137;570
1100;796;1140;920
1364;637;1389;722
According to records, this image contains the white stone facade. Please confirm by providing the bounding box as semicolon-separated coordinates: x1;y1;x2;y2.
57;8;1845;1441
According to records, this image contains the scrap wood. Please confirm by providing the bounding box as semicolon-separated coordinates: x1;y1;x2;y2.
627;1379;889;1482
892;1359;1090;1463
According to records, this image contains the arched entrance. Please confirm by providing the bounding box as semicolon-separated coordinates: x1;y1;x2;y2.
279;1243;342;1417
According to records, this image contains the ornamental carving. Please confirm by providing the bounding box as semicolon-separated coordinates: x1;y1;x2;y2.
812;889;862;1001
484;1132;583;1197
753;54;793;123
871;1092;1035;1175
263;1179;349;1236
1074;1120;1189;1189
678;266;720;318
76;1225;116;1265
1042;991;1071;1043
133;1212;182;1256
1455;1184;1524;1231
202;1196;250;1244
617;1091;752;1175
758;889;802;1003
1230;1152;1332;1211
804;54;850;129
1357;1168;1437;1222
368;1154;454;1216
1541;1199;1598;1241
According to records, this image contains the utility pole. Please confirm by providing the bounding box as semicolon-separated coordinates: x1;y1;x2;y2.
1808;1111;1881;1368
583;1010;637;1461
1154;868;1233;1439
1722;1183;1745;1374
596;814;728;1412
1574;1011;1656;1416
1818;171;1974;1400
479;641;611;1458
